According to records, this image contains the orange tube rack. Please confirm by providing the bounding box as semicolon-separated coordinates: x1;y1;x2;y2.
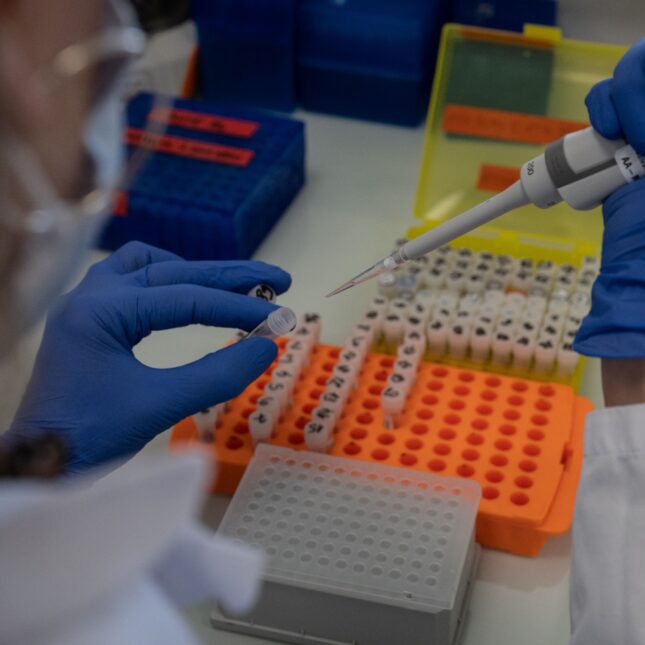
171;339;591;557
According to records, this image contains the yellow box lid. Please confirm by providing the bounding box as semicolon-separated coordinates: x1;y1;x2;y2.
412;24;627;262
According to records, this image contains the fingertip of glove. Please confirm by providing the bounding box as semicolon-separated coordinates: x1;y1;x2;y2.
585;80;623;140
237;336;278;364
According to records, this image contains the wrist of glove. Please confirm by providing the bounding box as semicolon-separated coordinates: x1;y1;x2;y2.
575;181;645;358
8;242;292;473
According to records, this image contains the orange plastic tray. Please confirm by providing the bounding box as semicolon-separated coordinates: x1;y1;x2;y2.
171;340;592;556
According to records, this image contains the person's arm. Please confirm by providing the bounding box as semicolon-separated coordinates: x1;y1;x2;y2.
602;358;645;407
571;38;645;645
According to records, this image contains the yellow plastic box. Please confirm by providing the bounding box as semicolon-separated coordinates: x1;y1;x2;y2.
409;24;627;386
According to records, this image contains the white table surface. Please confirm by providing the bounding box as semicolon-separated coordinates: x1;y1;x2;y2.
115;109;603;645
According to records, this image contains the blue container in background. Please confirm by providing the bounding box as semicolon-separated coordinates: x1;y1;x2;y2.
100;92;305;260
296;0;451;126
192;0;296;111
453;0;557;32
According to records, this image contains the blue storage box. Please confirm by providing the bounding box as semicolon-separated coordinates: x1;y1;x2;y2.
296;0;450;126
100;92;305;260
192;0;296;112
453;0;557;32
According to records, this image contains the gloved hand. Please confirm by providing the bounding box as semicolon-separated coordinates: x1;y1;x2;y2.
7;242;292;473
574;39;645;358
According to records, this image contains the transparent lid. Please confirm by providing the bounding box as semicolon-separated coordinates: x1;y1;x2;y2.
219;445;480;612
268;307;298;336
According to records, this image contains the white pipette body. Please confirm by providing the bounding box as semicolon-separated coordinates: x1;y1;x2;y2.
328;127;645;296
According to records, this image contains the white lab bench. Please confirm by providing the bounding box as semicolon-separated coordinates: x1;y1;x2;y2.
120;110;604;645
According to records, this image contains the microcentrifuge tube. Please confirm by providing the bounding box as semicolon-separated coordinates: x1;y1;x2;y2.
378;273;398;299
381;386;405;429
249;410;275;446
193;407;218;443
246;307;297;340
304;419;332;452
247;283;277;303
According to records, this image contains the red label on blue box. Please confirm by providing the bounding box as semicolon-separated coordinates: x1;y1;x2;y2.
126;128;255;167
148;106;260;139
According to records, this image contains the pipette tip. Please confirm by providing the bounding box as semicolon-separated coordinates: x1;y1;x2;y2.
325;281;356;298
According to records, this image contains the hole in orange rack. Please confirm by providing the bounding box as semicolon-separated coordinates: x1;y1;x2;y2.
304;403;316;414
462;449;479;461
380;357;394;368
370;385;384;396
423;394;438;406
296;417;308;430
428;459;446;472
427;380;444;391
372;449;389;461
344;443;361;455
432;367;448;378
491;454;508;467
476;405;492;416
539;385;555;397
226;436;243;450
439;429;456;441
524;444;541;456
454;386;470;397
406;439;423;450
434;444;451;456
457;464;474;477
519;460;537;472
400;453;418;466
511;492;529;506
375;371;388;382
531;414;548;426
486;470;504;483
528;429;544;441
310;389;322;401
417;409;433;421
288;432;304;445
363;399;379;410
512;381;528;392
481;390;497;401
508;395;524;406
329;348;340;359
459;372;475;382
467;433;483;446
242;408;253;419
499;424;516;436
495;438;512;451
234;422;249;435
250;394;260;404
444;414;460;425
515;476;533;488
504;409;520;421
411;424;428;435
257;378;269;389
485;376;501;387
472;419;488;431
357;413;374;425
316;376;328;387
323;362;334;372
449;399;465;410
483;487;499;500
351;428;367;440
378;433;395;445
535;399;552;411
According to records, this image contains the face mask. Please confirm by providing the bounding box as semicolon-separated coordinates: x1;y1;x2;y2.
0;0;145;356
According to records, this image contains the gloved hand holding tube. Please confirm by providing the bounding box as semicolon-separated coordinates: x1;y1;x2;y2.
7;241;292;473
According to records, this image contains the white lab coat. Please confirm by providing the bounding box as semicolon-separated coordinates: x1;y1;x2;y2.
0;452;264;645
571;404;645;645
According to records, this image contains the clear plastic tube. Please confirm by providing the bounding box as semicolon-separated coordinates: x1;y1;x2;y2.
246;307;297;340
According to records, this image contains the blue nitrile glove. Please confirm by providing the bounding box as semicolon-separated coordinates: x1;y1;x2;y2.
574;39;645;358
7;242;292;473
